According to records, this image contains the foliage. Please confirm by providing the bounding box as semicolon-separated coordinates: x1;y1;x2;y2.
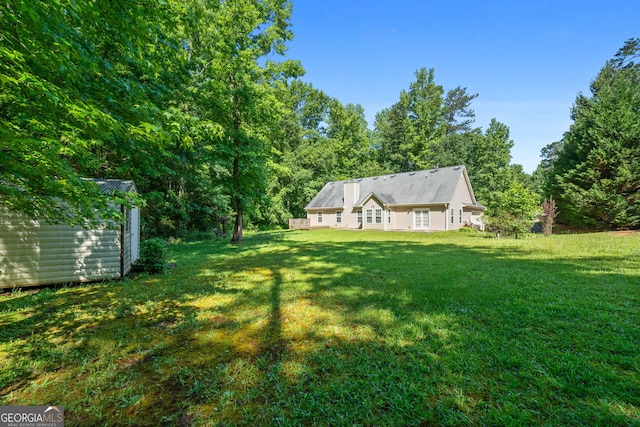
1;230;639;425
179;0;300;244
545;38;640;230
136;238;169;274
0;1;533;238
373;70;524;211
486;182;541;237
0;0;172;225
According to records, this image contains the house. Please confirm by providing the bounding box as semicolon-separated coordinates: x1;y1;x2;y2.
0;179;140;289
305;165;484;231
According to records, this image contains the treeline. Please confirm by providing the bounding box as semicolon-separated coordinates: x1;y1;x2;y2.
535;38;640;230
1;1;637;240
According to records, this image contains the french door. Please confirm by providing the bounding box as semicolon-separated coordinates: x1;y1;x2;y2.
414;209;429;230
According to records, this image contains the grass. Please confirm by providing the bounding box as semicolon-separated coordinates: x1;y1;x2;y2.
0;229;639;426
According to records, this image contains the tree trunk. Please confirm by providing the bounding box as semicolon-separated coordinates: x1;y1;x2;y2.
231;198;243;244
231;145;243;244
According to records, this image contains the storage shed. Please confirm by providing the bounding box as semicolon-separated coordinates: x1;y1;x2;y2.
0;179;140;289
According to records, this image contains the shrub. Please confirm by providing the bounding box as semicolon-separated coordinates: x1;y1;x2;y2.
486;183;541;238
137;238;169;273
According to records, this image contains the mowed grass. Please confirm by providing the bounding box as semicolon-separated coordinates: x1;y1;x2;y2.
1;229;639;426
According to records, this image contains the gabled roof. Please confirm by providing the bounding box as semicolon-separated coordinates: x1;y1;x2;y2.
83;178;137;194
305;165;483;210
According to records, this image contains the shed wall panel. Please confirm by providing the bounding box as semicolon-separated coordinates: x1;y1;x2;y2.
0;207;123;288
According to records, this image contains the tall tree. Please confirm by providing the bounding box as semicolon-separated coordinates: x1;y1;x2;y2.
464;119;515;210
374;100;415;173
548;38;640;229
443;86;479;135
0;0;171;225
180;0;300;243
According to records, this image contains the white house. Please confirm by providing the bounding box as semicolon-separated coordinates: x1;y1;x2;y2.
0;179;140;288
305;165;484;231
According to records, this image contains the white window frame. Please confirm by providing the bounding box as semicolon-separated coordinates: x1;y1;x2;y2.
413;208;430;230
366;209;373;224
375;209;382;224
317;211;323;223
357;210;362;223
336;211;342;223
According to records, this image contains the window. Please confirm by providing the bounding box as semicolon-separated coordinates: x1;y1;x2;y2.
366;209;373;224
125;208;131;233
357;210;362;223
451;208;455;224
459;209;462;223
375;209;382;224
414;209;429;230
388;209;392;224
336;211;342;223
317;211;323;223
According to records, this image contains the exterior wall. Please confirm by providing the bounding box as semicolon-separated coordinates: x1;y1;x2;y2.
123;207;132;276
306;173;483;232
360;198;385;230
307;209;338;228
308;204;451;232
447;174;477;230
130;206;140;264
0;206;125;288
307;207;361;229
380;205;447;231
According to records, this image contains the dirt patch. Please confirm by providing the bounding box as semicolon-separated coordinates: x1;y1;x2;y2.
607;230;639;237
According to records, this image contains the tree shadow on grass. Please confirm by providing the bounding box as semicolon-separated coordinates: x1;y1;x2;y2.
0;231;639;425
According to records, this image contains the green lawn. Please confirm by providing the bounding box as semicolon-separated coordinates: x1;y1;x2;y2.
1;229;639;426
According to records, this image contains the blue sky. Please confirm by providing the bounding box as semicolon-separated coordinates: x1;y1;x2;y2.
283;1;639;173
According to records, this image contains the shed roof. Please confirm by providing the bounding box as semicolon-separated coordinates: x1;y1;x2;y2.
83;178;137;194
305;165;483;209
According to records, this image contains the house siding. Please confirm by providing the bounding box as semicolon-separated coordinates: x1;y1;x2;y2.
360;197;385;230
305;166;484;232
0;207;125;288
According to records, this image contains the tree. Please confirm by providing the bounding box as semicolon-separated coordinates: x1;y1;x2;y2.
374;101;415;173
540;196;558;236
548;38;640;229
443;86;479;135
0;0;172;225
486;182;541;238
465;119;515;210
268;80;332;220
326;100;377;179
179;0;300;243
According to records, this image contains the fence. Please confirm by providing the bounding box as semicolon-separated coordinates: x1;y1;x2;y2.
288;218;310;230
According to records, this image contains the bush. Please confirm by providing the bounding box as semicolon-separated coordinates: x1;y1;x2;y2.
136;238;169;273
485;183;541;238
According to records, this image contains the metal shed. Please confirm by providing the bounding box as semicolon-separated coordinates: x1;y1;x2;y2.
0;179;140;289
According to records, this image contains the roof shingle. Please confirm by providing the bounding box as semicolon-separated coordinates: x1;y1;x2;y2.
305;165;480;209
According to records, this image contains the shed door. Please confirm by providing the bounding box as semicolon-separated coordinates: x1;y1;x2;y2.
130;206;140;263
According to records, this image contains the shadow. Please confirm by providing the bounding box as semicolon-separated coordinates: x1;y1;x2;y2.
1;230;639;425
0;208;123;289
